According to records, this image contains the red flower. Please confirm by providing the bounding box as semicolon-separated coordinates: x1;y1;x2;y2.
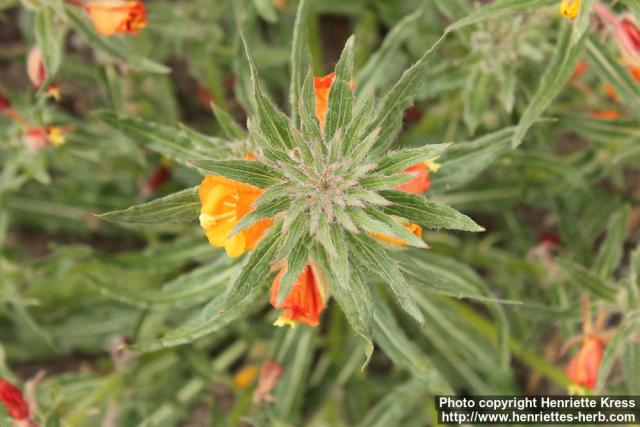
270;264;326;327
0;379;29;421
565;337;604;390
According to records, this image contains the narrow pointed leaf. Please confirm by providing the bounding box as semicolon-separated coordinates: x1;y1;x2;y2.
190;160;282;188
99;187;199;224
381;190;484;232
290;0;311;125
224;224;282;309
374;143;450;175
241;33;294;150
325;35;355;140
230;197;290;238
347;233;425;325
512;25;587;147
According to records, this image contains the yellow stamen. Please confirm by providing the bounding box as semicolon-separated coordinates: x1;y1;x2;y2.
273;316;297;328
423;156;441;173
199;211;235;228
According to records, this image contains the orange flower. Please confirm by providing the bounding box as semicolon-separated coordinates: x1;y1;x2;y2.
0;378;29;421
270;264;326;327
590;109;621;120
313;72;356;130
199;175;272;257
86;1;146;36
630;66;640;81
369;223;422;246
395;158;440;194
565;337;604;390
560;0;581;20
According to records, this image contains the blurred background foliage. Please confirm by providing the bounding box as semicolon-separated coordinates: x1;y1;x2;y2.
1;0;640;425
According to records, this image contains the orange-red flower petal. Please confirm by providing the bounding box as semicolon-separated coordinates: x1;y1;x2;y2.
86;1;146;36
199;175;272;257
270;265;326;327
396;162;431;194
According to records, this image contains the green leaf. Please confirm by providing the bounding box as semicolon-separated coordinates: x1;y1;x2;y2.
129;285;266;352
300;68;322;142
211;103;246;141
347;233;425;325
99;187;199;224
276;236;309;306
351;208;427;249
315;240;374;368
367;33;448;155
343;89;375;155
373;299;451;393
596;310;640;392
359;174;412;191
586;37;640;115
512;24;587;147
95;110;228;167
325;35;355;140
446;0;557;31
230;197;290;238
365;208;428;249
572;0;593;43
273;328;316;419
224;224;282;309
557;259;617;301
463;67;491;135
356;381;423;427
356;8;423;91
594;206;630;279
431;127;514;190
241;33;294;150
380;190;484;232
85;258;241;309
290;0;311;125
35;7;63;87
401;251;511;368
66;6;170;74
374;143;450;175
190;160;282;188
